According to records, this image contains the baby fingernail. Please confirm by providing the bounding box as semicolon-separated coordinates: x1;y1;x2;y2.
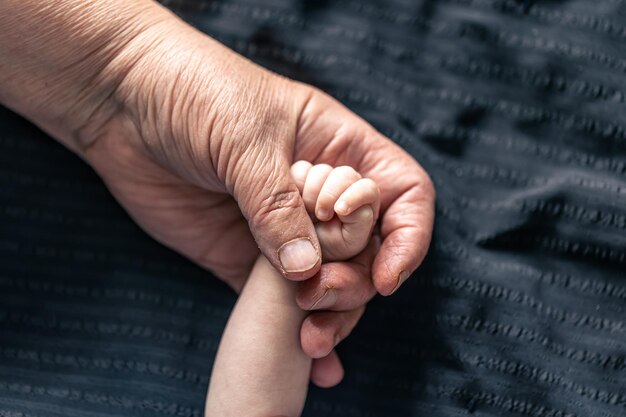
317;208;330;220
336;201;349;213
278;238;319;272
311;289;337;310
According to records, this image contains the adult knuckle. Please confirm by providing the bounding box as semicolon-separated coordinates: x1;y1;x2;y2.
252;186;302;227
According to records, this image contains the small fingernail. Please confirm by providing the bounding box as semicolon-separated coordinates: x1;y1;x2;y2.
310;289;337;310
278;238;319;272
317;208;330;220
336;200;349;214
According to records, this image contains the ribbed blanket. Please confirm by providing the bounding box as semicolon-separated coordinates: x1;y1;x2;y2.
1;0;625;416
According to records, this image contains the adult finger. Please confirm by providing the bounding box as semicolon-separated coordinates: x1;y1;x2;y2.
296;235;378;311
310;350;344;388
373;178;435;295
300;306;365;359
236;154;321;281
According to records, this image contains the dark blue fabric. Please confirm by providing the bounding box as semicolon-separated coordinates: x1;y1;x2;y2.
1;0;626;416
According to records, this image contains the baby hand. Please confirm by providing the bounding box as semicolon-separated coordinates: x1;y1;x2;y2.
290;161;380;261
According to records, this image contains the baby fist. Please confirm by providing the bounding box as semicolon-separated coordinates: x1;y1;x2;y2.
290;161;380;261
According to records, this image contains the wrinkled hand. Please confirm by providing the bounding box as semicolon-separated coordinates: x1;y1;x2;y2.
0;0;435;388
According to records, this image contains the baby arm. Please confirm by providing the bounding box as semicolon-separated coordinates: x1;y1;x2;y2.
205;255;309;417
205;162;380;417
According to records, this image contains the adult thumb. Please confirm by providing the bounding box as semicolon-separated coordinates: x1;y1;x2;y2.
234;154;321;281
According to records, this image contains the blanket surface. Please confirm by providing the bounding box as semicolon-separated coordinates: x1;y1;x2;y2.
1;0;625;416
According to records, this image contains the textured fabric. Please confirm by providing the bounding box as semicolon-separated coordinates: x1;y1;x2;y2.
1;0;626;416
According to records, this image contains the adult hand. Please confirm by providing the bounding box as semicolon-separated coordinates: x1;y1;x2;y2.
0;0;435;387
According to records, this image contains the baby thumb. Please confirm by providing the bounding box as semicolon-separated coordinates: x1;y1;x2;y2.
236;156;321;281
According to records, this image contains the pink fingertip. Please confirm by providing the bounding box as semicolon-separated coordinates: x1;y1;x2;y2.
335;200;349;214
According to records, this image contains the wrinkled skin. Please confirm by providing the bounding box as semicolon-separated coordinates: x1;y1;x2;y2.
0;0;435;387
